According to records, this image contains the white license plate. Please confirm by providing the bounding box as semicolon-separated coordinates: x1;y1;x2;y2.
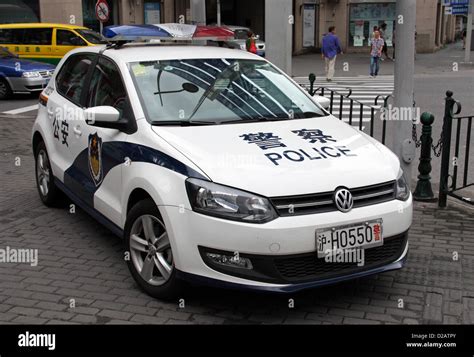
316;219;383;258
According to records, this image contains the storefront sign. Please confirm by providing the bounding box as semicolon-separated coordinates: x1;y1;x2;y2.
451;5;469;14
303;4;316;48
144;2;161;24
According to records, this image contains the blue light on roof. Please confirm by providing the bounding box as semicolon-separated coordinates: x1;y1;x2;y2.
103;25;172;39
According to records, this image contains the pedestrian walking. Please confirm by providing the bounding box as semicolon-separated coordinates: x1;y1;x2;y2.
246;31;257;54
369;30;384;78
462;28;467;50
379;23;391;60
321;26;342;82
392;27;396;60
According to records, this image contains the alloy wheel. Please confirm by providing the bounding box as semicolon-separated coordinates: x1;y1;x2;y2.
129;214;173;286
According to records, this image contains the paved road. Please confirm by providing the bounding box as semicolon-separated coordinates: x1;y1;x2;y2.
1;114;474;325
0;94;38;115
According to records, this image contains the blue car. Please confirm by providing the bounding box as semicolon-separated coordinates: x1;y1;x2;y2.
0;47;55;99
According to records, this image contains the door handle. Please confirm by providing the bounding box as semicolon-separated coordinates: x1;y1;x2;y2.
73;126;82;137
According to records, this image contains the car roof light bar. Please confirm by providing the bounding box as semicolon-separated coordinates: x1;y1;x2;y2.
103;23;235;44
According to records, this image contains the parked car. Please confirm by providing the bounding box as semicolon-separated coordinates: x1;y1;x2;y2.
0;47;54;99
219;25;266;56
32;25;411;300
0;23;107;65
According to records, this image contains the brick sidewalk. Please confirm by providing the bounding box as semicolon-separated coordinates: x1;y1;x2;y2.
1;115;473;324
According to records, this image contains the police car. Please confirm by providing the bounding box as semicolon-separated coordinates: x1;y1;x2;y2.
32;24;412;299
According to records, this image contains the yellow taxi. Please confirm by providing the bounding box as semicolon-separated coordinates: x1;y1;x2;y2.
0;23;107;64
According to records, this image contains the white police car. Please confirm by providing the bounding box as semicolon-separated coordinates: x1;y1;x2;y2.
32;24;412;299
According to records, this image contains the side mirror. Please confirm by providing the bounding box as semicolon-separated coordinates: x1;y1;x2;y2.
255;35;260;40
85;106;120;124
312;95;330;110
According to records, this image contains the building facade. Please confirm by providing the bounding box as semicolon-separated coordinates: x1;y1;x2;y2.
293;0;458;54
0;0;461;54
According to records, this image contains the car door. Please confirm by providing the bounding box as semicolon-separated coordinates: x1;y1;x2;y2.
66;55;133;226
22;27;53;62
54;29;86;59
46;53;96;184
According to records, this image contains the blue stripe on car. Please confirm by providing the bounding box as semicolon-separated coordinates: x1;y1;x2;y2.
64;141;207;207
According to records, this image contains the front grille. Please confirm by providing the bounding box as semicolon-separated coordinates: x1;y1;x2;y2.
274;233;407;283
271;181;396;216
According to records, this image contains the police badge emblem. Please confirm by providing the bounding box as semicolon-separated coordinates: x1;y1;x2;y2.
88;132;103;186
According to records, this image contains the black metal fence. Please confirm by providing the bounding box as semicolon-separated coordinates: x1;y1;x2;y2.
301;80;392;145
439;91;473;207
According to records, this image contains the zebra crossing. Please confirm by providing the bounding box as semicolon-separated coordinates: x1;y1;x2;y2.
294;75;394;124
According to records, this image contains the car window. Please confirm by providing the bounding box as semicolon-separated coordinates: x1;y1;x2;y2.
129;58;325;124
0;28;24;44
87;57;128;117
57;30;86;46
23;28;52;45
56;54;95;104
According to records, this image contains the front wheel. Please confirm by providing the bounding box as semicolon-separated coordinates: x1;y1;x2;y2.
125;199;183;300
0;78;12;100
35;141;62;206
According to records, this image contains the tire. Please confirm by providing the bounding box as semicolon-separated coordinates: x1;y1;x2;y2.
34;141;62;206
125;198;183;300
0;78;12;100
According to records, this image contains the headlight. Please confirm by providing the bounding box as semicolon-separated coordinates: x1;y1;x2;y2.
22;71;41;78
395;169;410;201
185;178;278;223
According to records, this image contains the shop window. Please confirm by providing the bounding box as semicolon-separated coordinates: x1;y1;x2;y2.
349;3;396;47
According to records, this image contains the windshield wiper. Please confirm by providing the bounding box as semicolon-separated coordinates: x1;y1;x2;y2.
150;120;217;126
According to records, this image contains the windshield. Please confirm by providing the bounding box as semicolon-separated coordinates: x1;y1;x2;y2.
76;29;108;44
129;58;325;125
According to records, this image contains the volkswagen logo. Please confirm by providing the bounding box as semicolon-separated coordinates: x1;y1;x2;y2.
334;188;353;213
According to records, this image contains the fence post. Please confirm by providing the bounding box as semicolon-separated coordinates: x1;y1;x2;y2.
308;73;316;96
438;91;457;208
413;112;436;201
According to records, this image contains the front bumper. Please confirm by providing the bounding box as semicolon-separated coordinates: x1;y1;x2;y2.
8;76;51;93
177;237;408;293
162;195;412;291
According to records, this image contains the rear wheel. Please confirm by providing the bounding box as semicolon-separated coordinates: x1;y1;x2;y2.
125;198;183;300
0;78;12;100
35;141;61;206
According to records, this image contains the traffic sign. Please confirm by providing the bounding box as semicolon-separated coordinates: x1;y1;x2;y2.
95;0;110;23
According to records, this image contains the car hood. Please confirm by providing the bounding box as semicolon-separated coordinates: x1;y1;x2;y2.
0;57;55;71
151;117;400;197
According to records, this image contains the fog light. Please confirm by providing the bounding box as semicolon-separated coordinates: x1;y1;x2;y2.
206;252;253;270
